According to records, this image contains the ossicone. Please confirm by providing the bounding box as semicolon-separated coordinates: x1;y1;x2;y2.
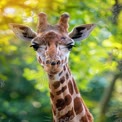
37;12;48;33
58;13;70;32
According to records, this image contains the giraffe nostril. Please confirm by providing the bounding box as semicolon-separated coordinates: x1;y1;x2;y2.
46;60;50;64
57;60;60;65
46;60;60;66
51;61;56;66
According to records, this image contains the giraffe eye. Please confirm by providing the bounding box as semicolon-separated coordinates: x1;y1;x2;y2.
30;43;39;51
66;43;75;51
67;45;74;51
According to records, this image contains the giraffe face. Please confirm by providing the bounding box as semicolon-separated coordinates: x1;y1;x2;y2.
31;31;74;75
9;12;95;75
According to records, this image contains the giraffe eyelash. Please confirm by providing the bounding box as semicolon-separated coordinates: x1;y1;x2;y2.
60;45;75;51
30;44;39;51
30;44;46;51
66;43;75;51
67;45;74;50
30;42;39;51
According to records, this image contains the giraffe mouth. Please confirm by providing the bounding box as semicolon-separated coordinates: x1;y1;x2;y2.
44;65;62;75
46;69;61;75
49;70;59;74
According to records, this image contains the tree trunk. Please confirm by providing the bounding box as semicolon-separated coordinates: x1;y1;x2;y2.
111;0;122;24
99;73;120;122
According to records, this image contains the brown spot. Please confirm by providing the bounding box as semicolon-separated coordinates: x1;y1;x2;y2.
59;71;63;76
80;111;93;122
53;81;60;89
66;73;69;80
48;74;54;80
59;108;74;122
60;76;65;84
56;98;65;111
63;66;66;71
72;78;79;94
80;115;89;122
38;57;42;63
88;113;93;122
68;80;74;95
55;94;72;111
50;92;54;100
65;94;72;106
56;86;67;95
79;98;93;121
56;90;62;95
74;97;83;115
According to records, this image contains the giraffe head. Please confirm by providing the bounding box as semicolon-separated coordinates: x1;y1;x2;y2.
9;12;95;75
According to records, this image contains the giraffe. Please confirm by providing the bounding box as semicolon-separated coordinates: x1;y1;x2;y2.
9;12;95;122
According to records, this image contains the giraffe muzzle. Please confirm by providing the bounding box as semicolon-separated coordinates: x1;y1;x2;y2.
44;59;62;75
46;60;61;66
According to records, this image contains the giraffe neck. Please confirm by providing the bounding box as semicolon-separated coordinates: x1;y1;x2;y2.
48;64;93;122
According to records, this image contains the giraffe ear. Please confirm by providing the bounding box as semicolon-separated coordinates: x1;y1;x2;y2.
69;24;96;42
9;23;37;41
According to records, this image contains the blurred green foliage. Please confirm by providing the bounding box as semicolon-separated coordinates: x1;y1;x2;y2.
0;0;122;122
